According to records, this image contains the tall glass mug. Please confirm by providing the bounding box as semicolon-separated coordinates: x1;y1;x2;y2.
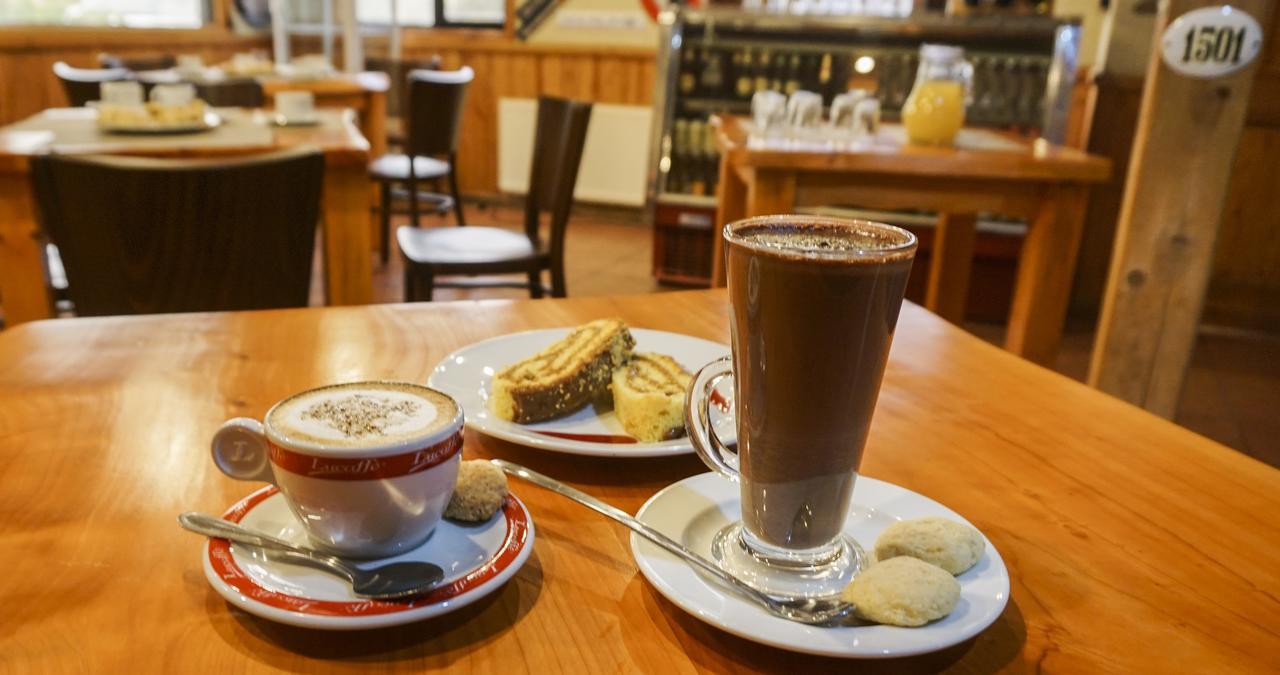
685;215;916;600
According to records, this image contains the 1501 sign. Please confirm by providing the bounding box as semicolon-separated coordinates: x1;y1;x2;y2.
1161;6;1262;78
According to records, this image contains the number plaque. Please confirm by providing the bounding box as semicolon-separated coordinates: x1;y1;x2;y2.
1161;5;1263;78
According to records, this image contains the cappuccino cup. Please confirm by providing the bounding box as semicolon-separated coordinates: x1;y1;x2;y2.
211;381;464;558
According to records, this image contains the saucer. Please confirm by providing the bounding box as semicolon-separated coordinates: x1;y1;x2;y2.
429;328;732;458
201;486;534;630
631;473;1010;658
269;113;320;127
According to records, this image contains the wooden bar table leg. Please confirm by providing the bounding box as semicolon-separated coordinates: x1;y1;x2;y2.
322;163;374;305
0;170;54;326
924;212;977;324
711;157;747;288
745;169;797;217
362;89;388;159
1005;184;1089;365
358;91;388;256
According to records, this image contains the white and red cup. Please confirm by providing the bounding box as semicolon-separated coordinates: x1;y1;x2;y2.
210;382;464;559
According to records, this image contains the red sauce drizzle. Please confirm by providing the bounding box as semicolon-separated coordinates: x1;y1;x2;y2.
710;389;732;414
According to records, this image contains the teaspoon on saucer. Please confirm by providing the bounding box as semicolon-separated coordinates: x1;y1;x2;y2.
178;512;445;600
491;459;855;626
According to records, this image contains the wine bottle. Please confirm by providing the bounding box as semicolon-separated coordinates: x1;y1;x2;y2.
754;50;771;94
735;49;755;99
688;121;707;196
817;52;834;99
678;48;698;96
784;53;802;95
701;49;724;98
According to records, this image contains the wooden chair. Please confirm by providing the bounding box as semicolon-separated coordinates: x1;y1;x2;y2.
370;66;472;264
29;148;324;316
365;54;442;135
98;53;177;71
398;96;593;301
53;62;130;106
195;80;265;107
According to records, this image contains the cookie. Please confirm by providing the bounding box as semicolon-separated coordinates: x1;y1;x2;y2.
444;460;509;522
874;516;985;575
842;556;960;627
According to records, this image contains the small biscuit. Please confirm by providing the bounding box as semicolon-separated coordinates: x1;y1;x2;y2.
445;460;509;522
842;556;960;627
874;517;985;575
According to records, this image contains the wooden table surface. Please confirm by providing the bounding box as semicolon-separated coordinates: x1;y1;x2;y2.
0;107;373;327
711;115;1112;368
0;290;1276;672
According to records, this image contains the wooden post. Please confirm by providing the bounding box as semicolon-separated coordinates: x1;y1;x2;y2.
1087;0;1273;417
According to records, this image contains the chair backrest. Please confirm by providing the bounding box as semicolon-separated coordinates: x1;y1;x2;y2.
404;66;473;157
196;80;265;107
524;96;593;261
98;53;177;71
367;55;441;119
30;147;325;317
53;62;130;106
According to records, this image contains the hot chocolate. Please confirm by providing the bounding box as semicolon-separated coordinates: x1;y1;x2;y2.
726;217;914;550
267;381;459;448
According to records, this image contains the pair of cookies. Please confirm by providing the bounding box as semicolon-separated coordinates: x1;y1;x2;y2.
842;517;985;627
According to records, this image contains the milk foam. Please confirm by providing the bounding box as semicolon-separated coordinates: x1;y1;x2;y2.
269;383;455;448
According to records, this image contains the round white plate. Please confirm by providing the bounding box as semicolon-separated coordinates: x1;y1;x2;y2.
100;111;221;135
201;485;534;630
632;472;1010;659
429;328;732;458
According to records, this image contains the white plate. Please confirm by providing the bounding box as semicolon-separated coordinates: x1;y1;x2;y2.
632;472;1010;658
201;485;534;630
99;111;221;135
429;328;732;458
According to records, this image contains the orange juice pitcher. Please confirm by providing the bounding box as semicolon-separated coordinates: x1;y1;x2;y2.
901;44;973;146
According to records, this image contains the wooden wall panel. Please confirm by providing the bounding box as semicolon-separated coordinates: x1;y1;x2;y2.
389;41;654;196
1203;5;1280;332
0;30;268;125
538;54;598;100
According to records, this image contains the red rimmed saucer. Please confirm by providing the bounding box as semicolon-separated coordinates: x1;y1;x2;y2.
201;485;534;630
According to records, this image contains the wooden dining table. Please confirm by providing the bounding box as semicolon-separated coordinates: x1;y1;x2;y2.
712;115;1112;367
0;107;374;327
0;290;1275;672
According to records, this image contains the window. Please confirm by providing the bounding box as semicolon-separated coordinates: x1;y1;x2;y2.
0;0;206;27
440;0;503;25
291;0;503;29
355;0;434;27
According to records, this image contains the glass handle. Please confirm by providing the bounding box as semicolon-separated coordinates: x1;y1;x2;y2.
684;356;740;481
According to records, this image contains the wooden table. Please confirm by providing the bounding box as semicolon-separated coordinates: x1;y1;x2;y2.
712;116;1112;366
1;290;1275;671
0;107;373;327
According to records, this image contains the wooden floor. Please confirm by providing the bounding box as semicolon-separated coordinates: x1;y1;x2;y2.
323;204;1280;469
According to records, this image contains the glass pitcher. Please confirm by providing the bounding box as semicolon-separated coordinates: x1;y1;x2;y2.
901;44;973;146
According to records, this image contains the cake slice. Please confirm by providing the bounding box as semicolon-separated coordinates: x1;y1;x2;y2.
490;318;635;423
612;353;692;442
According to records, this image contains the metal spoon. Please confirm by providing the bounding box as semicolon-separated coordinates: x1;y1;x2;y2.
491;459;855;626
178;512;445;600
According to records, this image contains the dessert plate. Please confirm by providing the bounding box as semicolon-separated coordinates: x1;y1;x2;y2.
201;485;534;630
100;111;222;135
632;472;1010;658
429;328;732;458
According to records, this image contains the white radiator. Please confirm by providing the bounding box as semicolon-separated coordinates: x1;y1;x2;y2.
497;98;653;207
